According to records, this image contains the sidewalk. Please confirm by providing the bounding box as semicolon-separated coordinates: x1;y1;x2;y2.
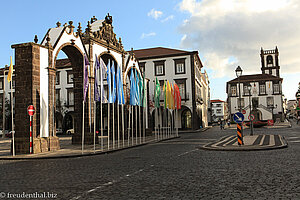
225;120;291;130
0;134;179;160
201;134;288;151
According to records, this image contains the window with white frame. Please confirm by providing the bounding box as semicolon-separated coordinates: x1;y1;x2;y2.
154;60;165;76
273;83;280;94
267;97;274;107
231;86;237;96
259;83;266;95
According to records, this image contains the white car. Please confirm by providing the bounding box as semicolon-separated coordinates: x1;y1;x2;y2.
66;129;74;135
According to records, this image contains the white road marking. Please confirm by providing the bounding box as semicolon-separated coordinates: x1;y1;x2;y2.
70;165;154;200
177;149;198;157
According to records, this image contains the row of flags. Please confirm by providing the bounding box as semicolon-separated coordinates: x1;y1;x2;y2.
83;54;146;106
154;78;181;110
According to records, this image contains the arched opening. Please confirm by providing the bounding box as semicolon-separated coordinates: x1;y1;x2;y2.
252;109;262;121
267;55;273;66
54;44;83;137
63;111;74;134
181;108;192;129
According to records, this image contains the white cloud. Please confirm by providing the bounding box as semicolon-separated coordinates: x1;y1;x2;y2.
178;0;300;98
161;15;174;23
147;8;163;20
141;32;156;39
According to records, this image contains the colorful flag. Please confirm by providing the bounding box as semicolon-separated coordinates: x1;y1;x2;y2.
138;72;143;106
94;55;100;102
111;61;116;103
100;58;107;103
135;69;140;106
106;60;112;103
163;80;167;108
174;83;181;109
154;77;160;108
129;68;137;105
83;54;89;102
142;75;146;107
170;83;175;109
116;64;125;105
166;81;172;109
7;56;13;83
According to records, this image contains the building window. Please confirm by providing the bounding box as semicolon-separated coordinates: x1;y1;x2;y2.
231;86;237;96
216;104;221;107
267;97;274;107
259;83;266;95
56;72;60;85
139;62;145;76
174;58;186;74
267;55;273;66
216;109;222;114
67;89;74;106
273;84;280;94
175;79;188;100
154;60;165;76
67;71;73;84
237;98;244;108
244;85;250;95
0;78;3;90
55;89;60;103
9;77;15;89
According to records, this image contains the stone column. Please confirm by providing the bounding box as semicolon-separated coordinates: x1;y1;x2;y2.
12;43;41;154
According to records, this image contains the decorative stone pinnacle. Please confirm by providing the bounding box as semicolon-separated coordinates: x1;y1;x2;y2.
56;21;61;27
91;16;97;23
77;22;82;35
85;21;91;34
68;21;75;33
45;33;51;47
34;35;38;43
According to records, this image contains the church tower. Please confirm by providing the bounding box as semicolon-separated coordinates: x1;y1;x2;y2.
260;46;280;77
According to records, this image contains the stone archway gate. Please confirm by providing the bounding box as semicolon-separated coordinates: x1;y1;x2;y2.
11;14;130;154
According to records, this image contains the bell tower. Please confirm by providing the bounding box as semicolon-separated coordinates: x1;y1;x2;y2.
260;46;280;77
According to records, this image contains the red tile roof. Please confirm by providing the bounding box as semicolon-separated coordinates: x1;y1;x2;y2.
132;47;195;59
227;74;282;83
211;99;224;103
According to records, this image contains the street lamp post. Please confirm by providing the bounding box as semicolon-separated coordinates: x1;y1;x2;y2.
247;85;254;135
235;66;243;145
235;66;243;113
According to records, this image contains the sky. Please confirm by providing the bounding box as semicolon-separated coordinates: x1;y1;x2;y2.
0;0;299;101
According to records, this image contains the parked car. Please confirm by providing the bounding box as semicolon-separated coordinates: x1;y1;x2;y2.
56;128;63;135
66;129;74;135
6;131;14;138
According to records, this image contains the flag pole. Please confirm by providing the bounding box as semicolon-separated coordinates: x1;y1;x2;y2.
2;70;6;139
122;104;124;147
108;103;110;150
93;101;96;153
128;105;130;147
82;101;85;154
100;100;103;151
135;106;138;145
11;79;15;156
139;105;141;144
132;105;134;145
117;103;120;148
113;102;115;149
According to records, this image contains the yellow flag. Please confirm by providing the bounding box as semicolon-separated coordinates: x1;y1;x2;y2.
7;56;13;83
167;81;172;109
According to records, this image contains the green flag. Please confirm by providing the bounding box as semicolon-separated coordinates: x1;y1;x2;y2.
154;77;160;108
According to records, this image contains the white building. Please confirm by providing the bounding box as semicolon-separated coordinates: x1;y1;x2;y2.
211;99;227;122
227;47;284;122
133;47;210;129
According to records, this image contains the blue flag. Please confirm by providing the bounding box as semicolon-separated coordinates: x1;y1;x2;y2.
94;54;100;102
111;61;116;103
83;54;89;102
106;60;112;103
129;68;137;105
100;58;107;103
135;69;140;106
116;65;125;105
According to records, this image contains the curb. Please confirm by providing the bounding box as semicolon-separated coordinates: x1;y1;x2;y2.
0;136;180;160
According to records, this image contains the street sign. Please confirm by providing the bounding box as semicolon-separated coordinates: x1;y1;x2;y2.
27;105;35;116
248;114;255;121
242;109;246;114
233;112;244;123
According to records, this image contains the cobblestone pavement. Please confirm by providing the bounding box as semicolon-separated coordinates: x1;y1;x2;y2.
0;121;299;199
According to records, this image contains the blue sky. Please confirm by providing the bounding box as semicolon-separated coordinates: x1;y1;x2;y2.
1;0;299;101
